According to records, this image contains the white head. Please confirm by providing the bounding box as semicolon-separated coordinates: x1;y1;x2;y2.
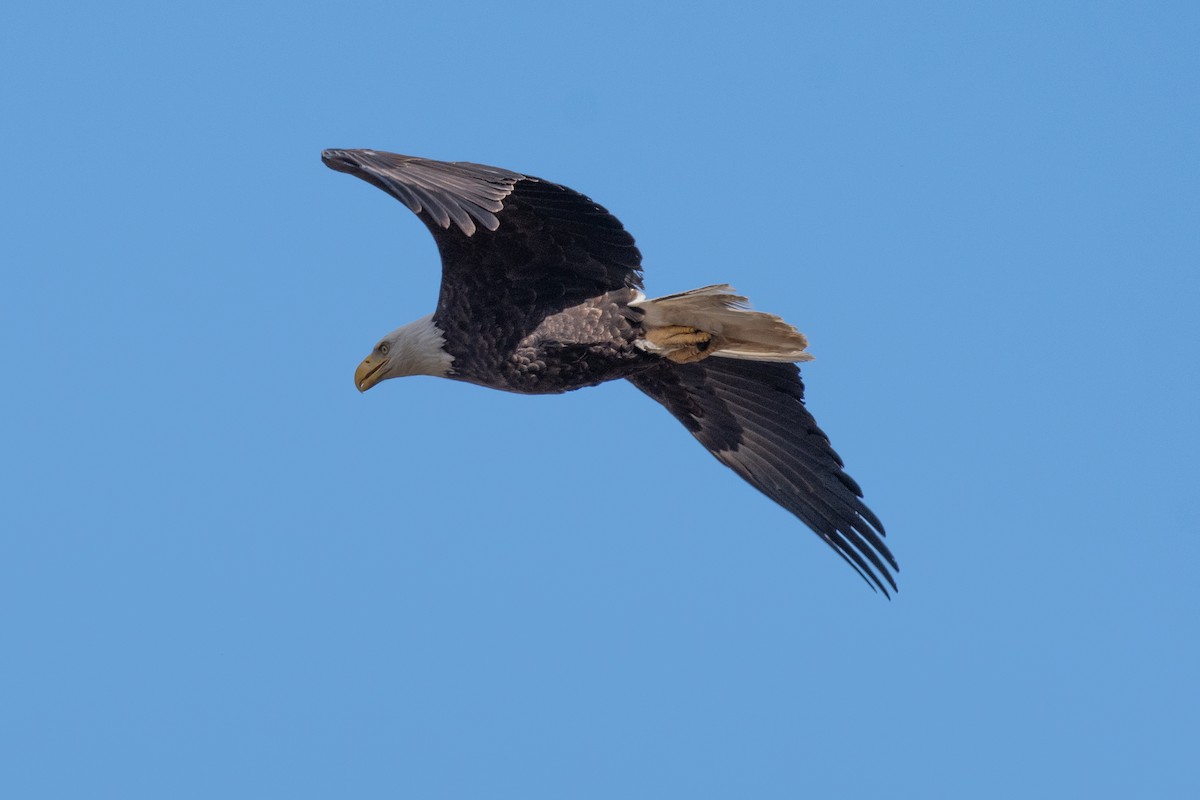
354;314;454;392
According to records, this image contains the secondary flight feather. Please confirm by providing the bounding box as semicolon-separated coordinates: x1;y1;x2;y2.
322;148;898;595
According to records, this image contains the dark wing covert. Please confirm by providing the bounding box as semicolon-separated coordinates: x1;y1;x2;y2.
321;149;643;318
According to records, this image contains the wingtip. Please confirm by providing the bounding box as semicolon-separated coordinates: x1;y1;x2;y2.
321;148;361;174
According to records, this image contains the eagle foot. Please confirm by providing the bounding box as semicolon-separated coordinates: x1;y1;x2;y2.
646;325;715;364
646;325;712;347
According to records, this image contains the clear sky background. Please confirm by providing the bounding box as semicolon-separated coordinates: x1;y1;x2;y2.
3;2;1198;797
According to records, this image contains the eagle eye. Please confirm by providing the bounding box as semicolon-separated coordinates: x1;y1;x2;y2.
378;342;390;355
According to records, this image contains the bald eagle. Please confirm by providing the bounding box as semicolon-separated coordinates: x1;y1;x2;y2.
322;149;897;595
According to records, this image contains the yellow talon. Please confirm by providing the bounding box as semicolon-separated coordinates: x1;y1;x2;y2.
646;325;715;363
646;325;712;347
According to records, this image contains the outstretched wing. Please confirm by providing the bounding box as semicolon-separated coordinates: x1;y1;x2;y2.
627;359;897;596
321;149;643;325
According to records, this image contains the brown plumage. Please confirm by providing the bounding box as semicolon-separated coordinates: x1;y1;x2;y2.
323;149;897;595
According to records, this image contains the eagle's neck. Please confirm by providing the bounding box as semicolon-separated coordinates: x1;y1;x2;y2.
391;314;454;378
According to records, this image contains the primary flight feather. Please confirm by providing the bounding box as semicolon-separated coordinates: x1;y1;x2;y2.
322;149;897;595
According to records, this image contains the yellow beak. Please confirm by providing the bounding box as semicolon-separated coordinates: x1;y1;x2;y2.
354;353;389;392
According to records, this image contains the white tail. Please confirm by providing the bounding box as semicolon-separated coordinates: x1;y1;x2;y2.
631;284;814;363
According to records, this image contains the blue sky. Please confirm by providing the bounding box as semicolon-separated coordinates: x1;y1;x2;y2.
3;1;1198;797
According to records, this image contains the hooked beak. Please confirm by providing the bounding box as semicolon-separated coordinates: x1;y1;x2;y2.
355;353;389;392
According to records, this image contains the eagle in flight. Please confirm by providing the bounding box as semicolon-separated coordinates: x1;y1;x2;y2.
322;149;897;595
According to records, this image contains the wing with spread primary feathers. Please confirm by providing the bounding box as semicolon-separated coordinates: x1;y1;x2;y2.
321;149;643;327
627;358;898;596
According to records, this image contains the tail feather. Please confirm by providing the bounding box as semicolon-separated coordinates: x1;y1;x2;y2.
631;284;813;363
